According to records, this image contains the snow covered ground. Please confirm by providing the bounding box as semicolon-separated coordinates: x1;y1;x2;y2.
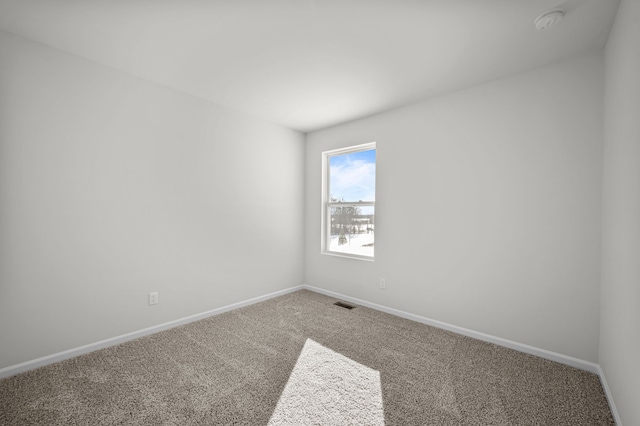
329;233;374;257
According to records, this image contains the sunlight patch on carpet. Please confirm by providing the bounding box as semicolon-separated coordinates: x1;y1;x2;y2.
268;339;384;425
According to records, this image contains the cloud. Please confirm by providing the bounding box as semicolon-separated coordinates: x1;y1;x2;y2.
330;158;375;202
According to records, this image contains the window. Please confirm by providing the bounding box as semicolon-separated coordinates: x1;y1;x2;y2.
322;143;376;260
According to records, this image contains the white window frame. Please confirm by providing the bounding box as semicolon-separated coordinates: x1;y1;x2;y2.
321;142;376;261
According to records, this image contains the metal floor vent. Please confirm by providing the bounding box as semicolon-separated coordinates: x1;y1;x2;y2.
334;301;355;310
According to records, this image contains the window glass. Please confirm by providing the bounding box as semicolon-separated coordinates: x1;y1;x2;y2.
323;144;376;260
329;149;376;202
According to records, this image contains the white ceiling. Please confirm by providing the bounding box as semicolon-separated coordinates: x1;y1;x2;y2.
0;0;620;133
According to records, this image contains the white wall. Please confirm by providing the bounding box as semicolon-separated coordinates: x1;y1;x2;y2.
600;0;640;424
0;31;305;369
305;52;604;362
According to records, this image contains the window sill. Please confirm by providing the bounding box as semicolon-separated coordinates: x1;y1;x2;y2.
321;250;375;262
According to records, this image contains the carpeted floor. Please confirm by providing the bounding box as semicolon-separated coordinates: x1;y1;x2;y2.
268;338;385;425
0;289;614;425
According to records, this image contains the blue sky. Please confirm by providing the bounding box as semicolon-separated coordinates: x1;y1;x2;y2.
329;149;376;202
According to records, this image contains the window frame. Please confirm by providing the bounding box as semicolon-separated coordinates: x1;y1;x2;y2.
321;142;376;261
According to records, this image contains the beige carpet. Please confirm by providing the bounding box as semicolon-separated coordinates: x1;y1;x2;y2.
0;289;614;425
268;338;384;425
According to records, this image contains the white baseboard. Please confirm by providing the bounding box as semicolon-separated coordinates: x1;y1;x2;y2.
0;283;622;424
302;284;600;373
0;285;304;380
302;284;625;424
596;365;623;425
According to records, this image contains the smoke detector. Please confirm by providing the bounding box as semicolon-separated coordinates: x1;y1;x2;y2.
534;9;565;30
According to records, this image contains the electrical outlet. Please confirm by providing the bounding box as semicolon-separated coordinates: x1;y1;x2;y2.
379;278;386;289
149;292;159;305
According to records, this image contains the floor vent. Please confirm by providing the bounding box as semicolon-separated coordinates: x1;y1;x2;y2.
334;301;355;310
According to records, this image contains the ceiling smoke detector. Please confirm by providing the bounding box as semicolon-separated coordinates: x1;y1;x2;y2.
534;9;565;30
